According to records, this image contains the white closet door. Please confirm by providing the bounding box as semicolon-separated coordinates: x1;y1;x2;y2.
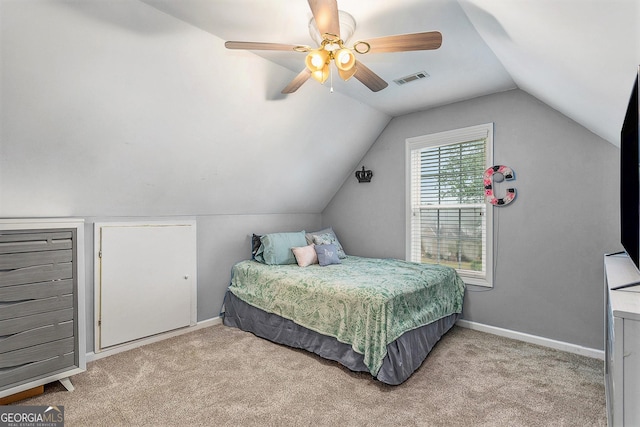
97;222;196;350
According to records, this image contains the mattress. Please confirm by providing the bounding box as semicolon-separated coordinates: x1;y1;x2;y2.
223;256;465;384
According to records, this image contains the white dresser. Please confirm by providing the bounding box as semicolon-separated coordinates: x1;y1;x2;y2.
604;253;640;427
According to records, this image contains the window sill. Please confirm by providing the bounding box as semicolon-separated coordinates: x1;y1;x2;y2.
460;275;493;288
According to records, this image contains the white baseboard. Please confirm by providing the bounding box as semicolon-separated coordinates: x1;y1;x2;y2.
86;317;221;363
84;317;603;363
456;319;604;360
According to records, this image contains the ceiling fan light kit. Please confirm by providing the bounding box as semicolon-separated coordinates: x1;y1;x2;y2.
224;0;442;94
304;34;358;84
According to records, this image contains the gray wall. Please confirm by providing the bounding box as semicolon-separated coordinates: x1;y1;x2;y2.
80;214;321;353
0;0;361;353
323;89;621;350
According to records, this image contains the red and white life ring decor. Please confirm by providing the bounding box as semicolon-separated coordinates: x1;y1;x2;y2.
484;165;516;206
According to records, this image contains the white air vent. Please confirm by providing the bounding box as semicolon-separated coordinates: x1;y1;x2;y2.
394;71;430;86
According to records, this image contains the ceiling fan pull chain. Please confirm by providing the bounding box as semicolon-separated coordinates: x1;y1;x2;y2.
330;65;334;93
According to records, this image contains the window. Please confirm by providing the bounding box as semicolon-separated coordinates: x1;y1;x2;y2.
406;123;493;287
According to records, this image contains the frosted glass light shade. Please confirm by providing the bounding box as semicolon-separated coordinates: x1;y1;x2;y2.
308;10;356;45
311;64;330;83
334;48;355;71
305;49;330;71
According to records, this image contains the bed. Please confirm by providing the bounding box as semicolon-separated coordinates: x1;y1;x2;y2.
222;229;465;385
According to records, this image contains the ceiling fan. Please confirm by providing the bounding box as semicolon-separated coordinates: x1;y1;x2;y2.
224;0;442;94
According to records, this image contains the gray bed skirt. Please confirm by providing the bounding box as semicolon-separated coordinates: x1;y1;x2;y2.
222;292;460;385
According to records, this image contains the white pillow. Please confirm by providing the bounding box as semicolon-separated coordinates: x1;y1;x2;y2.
291;244;318;267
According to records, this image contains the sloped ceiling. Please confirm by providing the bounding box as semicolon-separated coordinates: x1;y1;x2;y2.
144;0;640;146
460;0;639;146
0;0;389;217
1;0;638;218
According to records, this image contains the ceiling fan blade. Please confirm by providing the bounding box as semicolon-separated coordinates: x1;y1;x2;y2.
281;69;312;94
359;31;442;54
337;66;357;81
308;0;340;38
225;41;304;52
353;61;388;92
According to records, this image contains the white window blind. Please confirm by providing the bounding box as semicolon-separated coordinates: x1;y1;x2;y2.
406;123;493;287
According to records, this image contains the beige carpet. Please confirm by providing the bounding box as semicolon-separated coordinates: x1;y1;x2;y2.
14;325;606;426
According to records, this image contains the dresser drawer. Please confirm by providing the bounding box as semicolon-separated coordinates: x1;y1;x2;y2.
0;308;74;336
0;320;74;354
0;294;73;321
0;231;72;254
0;248;72;270
0;262;73;288
0;279;73;302
0;337;75;370
0;352;76;391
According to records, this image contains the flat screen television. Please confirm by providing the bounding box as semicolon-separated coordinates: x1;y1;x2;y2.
620;66;640;270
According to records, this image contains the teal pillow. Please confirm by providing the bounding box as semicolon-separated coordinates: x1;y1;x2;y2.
258;231;307;265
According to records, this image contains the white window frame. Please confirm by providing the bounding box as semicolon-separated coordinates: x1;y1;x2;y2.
405;123;494;287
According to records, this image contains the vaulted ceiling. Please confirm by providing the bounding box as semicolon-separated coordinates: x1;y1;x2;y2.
143;0;639;146
1;0;638;218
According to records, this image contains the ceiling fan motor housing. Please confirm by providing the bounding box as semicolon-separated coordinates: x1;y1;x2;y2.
308;10;356;45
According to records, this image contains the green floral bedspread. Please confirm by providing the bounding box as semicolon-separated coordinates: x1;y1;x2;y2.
228;256;465;376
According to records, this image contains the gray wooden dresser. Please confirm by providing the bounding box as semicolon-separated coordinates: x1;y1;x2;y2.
0;219;86;398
